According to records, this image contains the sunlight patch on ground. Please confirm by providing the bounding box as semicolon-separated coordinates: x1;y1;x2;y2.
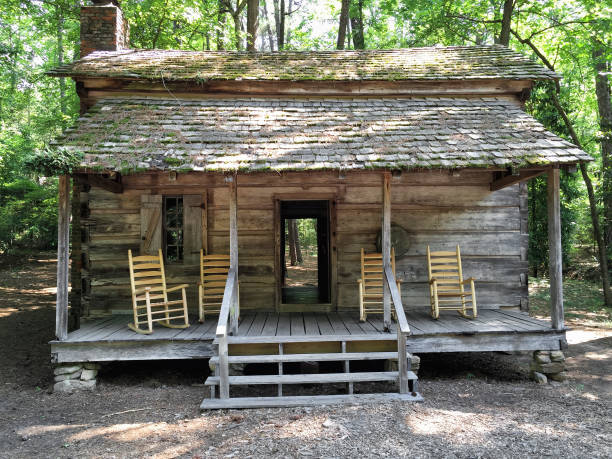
566;328;612;345
68;418;217;443
405;409;494;439
273;416;344;440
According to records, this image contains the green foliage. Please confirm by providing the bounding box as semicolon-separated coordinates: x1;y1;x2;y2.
25;147;84;177
0;178;58;252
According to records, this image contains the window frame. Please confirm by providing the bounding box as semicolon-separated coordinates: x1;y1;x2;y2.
162;195;184;263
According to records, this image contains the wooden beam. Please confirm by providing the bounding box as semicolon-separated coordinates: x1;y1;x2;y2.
547;168;564;330
490;169;546;191
382;172;391;331
87;174;123;193
229;175;239;335
56;175;70;341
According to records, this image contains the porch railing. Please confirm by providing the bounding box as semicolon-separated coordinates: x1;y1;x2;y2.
384;264;412;394
215;268;238;399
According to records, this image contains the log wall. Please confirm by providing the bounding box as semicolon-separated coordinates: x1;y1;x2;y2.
80;170;528;316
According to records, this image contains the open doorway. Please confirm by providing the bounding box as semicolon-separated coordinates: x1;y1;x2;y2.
280;201;330;305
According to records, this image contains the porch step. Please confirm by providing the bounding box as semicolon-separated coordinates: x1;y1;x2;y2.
209;351;398;365
205;370;416;386
200;392;423;410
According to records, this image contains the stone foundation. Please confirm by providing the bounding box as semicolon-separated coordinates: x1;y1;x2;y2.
54;363;101;393
385;354;420;374
530;350;567;384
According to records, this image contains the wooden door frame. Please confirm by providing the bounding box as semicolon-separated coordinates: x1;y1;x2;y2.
273;193;338;313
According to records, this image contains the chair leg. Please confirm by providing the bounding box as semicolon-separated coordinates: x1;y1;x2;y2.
145;291;153;333
198;285;204;323
181;287;189;326
358;283;366;322
431;283;439;319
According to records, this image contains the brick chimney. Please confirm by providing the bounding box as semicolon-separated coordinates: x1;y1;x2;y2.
80;1;129;58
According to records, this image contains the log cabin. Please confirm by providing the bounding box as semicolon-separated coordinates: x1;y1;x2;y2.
46;1;592;408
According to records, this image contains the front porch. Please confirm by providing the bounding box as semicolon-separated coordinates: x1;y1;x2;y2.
51;309;565;363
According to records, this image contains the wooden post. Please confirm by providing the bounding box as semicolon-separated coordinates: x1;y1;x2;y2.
397;329;408;393
218;334;230;398
55;175;70;341
382;172;391;331
547;168;564;330
229;175;239;335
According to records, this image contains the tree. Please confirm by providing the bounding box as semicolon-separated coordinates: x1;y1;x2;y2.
246;0;259;51
349;0;364;49
592;40;612;264
498;0;513;46
337;0;350;49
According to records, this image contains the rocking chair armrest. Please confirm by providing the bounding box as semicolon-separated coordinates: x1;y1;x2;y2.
428;278;438;285
133;286;152;295
166;283;189;293
462;277;476;284
357;279;363;283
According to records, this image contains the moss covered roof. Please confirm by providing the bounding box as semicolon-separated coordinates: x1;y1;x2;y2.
47;46;559;82
53;96;589;173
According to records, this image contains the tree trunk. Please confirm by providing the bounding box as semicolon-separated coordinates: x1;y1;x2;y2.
233;13;242;50
293;219;302;263
288;219;297;266
246;0;259;51
499;0;513;46
217;0;226;50
57;6;66;115
262;0;275;51
337;0;350;50
349;0;364;49
593;41;612;266
272;0;285;50
285;0;292;47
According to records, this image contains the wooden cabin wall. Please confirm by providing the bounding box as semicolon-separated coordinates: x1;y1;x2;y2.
80;170;528;316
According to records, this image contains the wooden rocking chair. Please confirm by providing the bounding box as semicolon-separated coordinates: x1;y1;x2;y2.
427;245;477;319
127;249;190;334
198;251;236;323
358;248;401;322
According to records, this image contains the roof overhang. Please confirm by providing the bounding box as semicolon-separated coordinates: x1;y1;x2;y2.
53;96;591;175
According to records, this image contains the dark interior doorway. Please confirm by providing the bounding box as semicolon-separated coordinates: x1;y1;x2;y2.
280;201;331;304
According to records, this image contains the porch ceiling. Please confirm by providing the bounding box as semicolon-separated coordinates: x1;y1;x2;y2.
54;96;591;174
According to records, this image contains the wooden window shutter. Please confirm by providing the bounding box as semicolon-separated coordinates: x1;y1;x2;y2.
140;195;162;255
183;193;207;264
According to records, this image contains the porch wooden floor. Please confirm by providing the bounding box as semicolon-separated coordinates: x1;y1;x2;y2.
51;309;566;363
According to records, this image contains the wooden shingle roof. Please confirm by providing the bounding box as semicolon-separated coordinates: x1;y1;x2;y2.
55;97;590;173
48;46;559;81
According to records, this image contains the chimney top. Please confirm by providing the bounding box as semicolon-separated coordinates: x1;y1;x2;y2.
80;1;129;58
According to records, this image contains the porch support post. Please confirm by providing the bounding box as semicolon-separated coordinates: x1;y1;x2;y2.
382;172;392;331
547;167;564;330
56;175;70;341
229;174;239;335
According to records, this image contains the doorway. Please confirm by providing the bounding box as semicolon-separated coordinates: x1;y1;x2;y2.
280;200;331;306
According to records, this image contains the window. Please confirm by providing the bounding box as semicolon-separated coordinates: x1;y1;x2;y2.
163;196;183;262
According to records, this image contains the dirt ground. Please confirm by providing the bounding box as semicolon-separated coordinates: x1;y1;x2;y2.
0;253;611;458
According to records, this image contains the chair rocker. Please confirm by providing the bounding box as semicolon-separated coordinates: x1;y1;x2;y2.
198;251;237;323
427;245;477;319
358;248;401;322
127;249;190;334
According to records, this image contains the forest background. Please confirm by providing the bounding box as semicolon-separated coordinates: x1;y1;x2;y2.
0;0;610;308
